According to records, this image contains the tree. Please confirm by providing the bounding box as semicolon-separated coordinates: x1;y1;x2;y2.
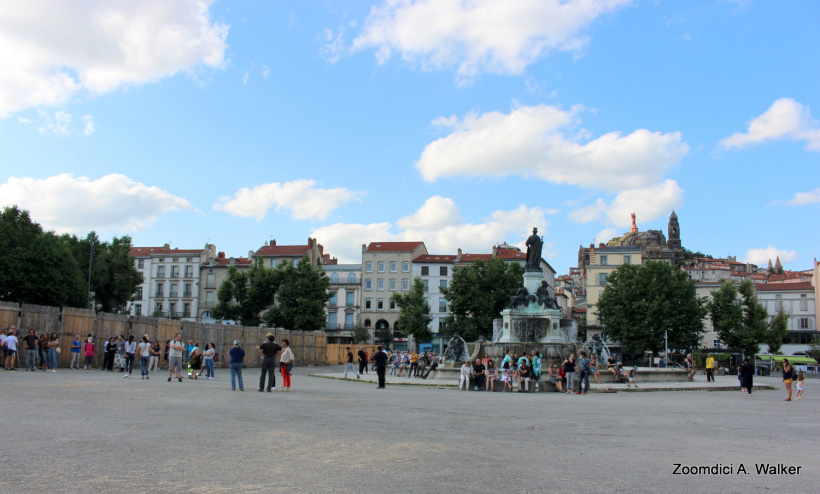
391;277;433;343
0;206;85;307
597;260;706;354
374;320;393;348
441;257;524;341
263;257;331;331
762;310;789;354
211;259;281;326
351;317;371;344
706;279;769;357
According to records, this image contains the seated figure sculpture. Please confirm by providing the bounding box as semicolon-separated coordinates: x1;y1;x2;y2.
508;282;532;309
535;281;559;310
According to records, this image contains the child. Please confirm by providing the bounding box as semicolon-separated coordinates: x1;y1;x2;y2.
83;337;95;373
795;370;805;400
627;365;638;388
501;361;512;392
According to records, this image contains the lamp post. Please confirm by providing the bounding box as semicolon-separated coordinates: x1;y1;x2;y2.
86;233;96;310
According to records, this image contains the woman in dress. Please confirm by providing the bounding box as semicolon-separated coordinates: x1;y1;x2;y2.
203;342;216;380
501;361;512;392
737;357;754;396
278;338;295;391
485;359;497;392
47;333;60;372
228;340;245;391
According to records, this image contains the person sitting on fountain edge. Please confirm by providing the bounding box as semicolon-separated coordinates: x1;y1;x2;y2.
472;358;486;391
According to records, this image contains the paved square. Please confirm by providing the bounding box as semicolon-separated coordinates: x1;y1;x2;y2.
1;366;816;493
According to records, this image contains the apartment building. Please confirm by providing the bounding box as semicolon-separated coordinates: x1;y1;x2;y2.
582;245;643;330
254;237;330;268
323;263;362;342
198;252;252;321
412;254;457;335
757;282;817;355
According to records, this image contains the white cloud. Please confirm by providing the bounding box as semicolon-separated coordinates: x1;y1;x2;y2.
594;228;618;245
312;197;550;263
322;28;347;64
242;63;270;85
81;115;95;136
351;0;630;80
213;180;362;221
787;188;820;206
0;0;228;116
569;179;684;227
416;104;689;191
0;173;193;233
17;110;95;136
719;98;820;152
743;246;798;266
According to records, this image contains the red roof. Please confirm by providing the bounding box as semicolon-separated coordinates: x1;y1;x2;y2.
756;282;814;292
255;244;311;257
457;254;493;263
414;255;457;263
365;241;425;252
130;247;163;257
130;247;203;256
208;257;252;267
495;249;525;259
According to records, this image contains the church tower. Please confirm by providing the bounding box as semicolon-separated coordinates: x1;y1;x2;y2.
667;210;681;250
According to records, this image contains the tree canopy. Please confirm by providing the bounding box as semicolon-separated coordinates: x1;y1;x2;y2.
263;257;331;331
391;277;433;343
597;260;706;354
763;310;789;355
0;206;141;310
707;279;774;357
441;257;524;341
211;258;282;326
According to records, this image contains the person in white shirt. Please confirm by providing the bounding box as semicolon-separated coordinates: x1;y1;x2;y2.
167;334;185;382
4;327;19;371
459;361;472;391
137;335;152;379
278;338;295;391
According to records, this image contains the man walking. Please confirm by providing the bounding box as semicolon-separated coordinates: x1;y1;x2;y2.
357;346;368;375
256;334;282;392
374;345;388;389
167;334;185;382
344;346;360;380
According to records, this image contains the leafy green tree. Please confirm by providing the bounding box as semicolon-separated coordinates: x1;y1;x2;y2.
351;317;371;344
211;258;281;326
738;279;769;357
263;257;331;331
597;260;706;354
441;257;524;341
762;309;789;354
707;280;770;357
0;206;85;307
391;277;433;343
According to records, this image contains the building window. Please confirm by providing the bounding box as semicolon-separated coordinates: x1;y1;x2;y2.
330;273;339;283
439;298;447;312
137;259;145;269
365;279;372;290
183;303;191;317
155;282;164;297
799;318;810;329
377;299;384;310
775;294;782;312
623;255;631;265
599;255;608;265
421;266;429;276
378;262;385;272
440;266;448;276
169;302;176;316
402;279;409;291
329;293;337;306
205;291;214;306
389;279;397;291
206;272;216;288
364;319;371;328
155;303;163;313
134;304;142;316
402;262;410;272
157;266;165;278
389;300;396;310
345;313;354;329
800;295;808;311
440;280;448;289
346;291;354;306
365;299;372;310
328;312;337;328
136;287;143;300
347;273;357;283
598;273;607;286
170;266;179;278
365;262;373;273
169;284;178;297
422;279;429;292
713;339;722;349
377;279;384;291
184;283;192;297
184;266;194;278
390;261;397;272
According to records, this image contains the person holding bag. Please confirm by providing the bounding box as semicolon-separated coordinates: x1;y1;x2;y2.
279;338;295;391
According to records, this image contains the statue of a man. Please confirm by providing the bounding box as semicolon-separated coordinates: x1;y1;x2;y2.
525;227;542;272
509;282;531;309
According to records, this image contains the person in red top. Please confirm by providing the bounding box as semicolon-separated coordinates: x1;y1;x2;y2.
83;337;95;373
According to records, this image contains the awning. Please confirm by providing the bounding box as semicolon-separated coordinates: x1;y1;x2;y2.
756;355;817;365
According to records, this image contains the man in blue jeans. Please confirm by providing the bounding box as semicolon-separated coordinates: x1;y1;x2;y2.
256;334;282;392
577;350;591;395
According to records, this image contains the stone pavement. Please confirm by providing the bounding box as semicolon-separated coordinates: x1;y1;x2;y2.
1;365;816;493
312;368;779;392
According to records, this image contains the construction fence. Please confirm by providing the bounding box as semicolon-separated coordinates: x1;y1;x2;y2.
0;302;328;368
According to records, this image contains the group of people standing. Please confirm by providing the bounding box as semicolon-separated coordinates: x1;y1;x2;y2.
1;327;67;373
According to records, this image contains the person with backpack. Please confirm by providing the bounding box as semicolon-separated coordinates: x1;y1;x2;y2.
782;359;796;401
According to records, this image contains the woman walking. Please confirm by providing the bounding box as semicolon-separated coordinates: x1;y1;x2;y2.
203;343;215;380
279;338;295;391
228;340;245;391
137;335;152;379
782;359;796;401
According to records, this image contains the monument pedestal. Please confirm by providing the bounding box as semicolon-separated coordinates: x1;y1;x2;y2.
493;271;567;344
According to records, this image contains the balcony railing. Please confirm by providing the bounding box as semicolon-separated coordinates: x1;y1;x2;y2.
154;291;164;298
169;292;179;298
182;290;193;298
325;323;355;331
205;282;217;289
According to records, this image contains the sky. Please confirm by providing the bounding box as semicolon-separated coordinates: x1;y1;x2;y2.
0;0;818;275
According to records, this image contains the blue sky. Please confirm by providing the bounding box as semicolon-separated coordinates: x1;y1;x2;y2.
0;0;817;273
